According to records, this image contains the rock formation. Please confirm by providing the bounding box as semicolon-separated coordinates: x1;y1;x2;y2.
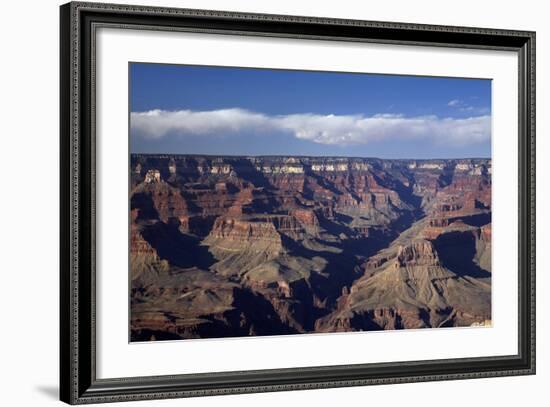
129;154;492;341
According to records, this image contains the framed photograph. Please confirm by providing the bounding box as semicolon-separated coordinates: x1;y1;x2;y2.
60;1;535;404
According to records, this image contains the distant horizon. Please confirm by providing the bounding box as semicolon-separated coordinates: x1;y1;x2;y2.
130;63;492;159
129;152;491;161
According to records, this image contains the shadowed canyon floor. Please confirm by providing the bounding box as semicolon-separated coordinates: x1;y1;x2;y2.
130;155;492;341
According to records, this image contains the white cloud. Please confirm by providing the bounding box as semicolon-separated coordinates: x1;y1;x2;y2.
448;99;490;115
131;108;491;146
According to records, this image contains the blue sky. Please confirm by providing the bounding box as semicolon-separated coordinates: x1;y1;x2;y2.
130;63;491;159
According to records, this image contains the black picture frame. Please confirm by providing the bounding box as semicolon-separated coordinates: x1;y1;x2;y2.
60;2;536;404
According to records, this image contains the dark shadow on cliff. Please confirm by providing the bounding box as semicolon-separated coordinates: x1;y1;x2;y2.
131;191;159;220
304;171;344;198
389;208;423;237
457;212;491;227
231;287;299;335
432;231;491;278
133;287;299;341
141;221;216;269
437;170;454;188
231;158;275;190
280;231;393;310
317;215;354;237
373;170;424;209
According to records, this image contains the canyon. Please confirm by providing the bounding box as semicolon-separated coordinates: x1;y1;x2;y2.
130;154;492;341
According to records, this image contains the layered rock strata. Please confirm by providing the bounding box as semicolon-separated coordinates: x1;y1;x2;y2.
130;155;492;341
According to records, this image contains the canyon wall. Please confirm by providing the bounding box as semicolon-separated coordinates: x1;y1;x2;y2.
129;155;492;341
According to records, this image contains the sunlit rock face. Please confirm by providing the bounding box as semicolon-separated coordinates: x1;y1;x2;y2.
129;154;492;341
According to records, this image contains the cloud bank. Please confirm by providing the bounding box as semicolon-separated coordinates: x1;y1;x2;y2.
131;108;490;147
